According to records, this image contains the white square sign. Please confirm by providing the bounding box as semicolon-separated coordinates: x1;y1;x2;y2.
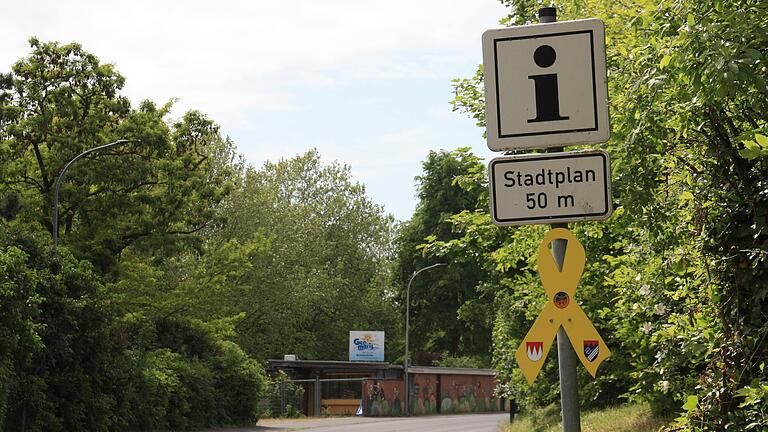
482;19;610;150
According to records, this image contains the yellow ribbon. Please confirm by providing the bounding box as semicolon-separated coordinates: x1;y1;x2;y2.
515;228;610;385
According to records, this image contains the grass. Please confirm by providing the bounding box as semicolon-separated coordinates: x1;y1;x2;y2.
500;403;671;432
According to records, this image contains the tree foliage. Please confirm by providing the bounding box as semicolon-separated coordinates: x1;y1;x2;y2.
216;150;400;361
0;39;266;431
393;148;493;365
405;0;768;430
0;220;137;431
0;38;237;272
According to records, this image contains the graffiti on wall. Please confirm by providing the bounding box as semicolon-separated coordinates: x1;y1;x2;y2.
410;374;439;415
438;375;500;414
362;380;404;416
363;374;502;417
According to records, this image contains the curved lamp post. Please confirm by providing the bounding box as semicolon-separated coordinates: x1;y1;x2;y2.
404;262;446;416
53;139;139;251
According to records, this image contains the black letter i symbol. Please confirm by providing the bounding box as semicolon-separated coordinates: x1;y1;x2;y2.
527;45;569;123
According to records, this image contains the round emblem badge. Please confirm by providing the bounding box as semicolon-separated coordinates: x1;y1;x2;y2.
554;292;570;309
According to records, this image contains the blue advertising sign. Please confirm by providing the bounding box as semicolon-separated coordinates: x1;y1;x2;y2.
349;331;385;362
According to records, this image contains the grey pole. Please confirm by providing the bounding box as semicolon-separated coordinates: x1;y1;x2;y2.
52;139;138;251
552;224;581;432
404;262;446;416
538;8;581;432
538;6;557;23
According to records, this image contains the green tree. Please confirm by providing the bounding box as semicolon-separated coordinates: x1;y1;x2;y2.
215;150;400;361
393;148;493;365
0;38;236;272
607;1;768;428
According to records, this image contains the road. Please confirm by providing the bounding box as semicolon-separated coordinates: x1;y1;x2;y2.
209;413;509;432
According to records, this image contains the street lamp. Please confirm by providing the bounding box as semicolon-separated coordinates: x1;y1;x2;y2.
52;139;139;251
404;262;446;416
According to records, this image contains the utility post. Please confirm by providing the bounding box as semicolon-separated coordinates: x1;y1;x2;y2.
404;262;446;416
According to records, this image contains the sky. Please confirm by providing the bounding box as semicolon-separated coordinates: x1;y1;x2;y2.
1;0;509;220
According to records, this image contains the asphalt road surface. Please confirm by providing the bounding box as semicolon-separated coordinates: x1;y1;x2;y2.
210;413;509;432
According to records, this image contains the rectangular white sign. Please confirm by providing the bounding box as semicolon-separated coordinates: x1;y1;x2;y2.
482;19;610;150
349;331;385;362
489;151;612;226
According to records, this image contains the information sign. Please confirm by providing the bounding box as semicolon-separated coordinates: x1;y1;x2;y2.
482;19;610;150
489;150;612;226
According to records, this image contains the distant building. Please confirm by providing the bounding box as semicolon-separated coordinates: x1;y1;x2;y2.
267;357;507;417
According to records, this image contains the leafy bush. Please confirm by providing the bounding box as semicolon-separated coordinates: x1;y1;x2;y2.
0;222;267;431
0;221;131;432
210;341;267;424
0;241;42;426
125;320;266;430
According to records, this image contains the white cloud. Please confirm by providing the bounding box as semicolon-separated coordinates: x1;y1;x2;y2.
1;0;506;122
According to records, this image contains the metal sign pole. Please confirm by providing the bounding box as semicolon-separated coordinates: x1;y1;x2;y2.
538;8;581;431
551;225;581;432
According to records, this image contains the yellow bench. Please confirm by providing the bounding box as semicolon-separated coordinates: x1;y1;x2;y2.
321;399;361;415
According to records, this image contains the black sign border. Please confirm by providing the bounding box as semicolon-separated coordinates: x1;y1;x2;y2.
493;29;599;139
489;152;611;224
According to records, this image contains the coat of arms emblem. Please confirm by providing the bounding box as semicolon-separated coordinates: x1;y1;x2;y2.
584;340;599;362
526;341;544;361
